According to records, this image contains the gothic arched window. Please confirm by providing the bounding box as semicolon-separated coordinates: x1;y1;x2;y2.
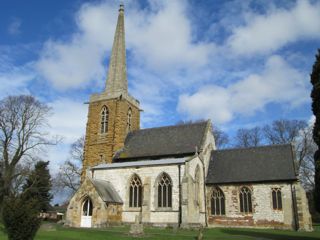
82;198;93;216
272;188;282;210
157;173;172;208
129;175;142;208
211;187;225;215
127;107;132;132
100;106;109;134
239;186;252;213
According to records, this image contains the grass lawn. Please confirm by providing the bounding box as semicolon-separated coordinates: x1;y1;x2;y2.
0;223;320;240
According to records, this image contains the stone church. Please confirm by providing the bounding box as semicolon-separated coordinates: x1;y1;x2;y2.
66;5;312;231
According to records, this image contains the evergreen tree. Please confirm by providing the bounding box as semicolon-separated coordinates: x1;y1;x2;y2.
23;161;53;212
2;195;41;240
311;49;320;212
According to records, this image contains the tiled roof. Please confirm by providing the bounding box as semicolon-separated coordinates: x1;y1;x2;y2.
206;144;297;184
113;121;209;161
91;179;123;204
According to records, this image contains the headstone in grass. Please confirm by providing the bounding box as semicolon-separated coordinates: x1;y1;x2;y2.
40;223;56;231
129;215;144;237
197;226;203;240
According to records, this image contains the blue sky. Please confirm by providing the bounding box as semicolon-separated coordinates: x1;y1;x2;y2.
0;0;319;201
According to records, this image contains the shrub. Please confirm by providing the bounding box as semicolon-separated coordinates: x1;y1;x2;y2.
2;196;41;240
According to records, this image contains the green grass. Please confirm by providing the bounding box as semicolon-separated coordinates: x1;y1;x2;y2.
1;223;320;240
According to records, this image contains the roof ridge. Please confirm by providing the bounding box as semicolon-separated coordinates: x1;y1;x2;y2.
213;143;292;152
92;178;110;183
129;120;209;134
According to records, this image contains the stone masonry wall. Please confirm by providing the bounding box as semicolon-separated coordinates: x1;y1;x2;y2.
93;161;186;226
82;95;140;176
206;183;296;229
181;157;206;226
294;182;313;231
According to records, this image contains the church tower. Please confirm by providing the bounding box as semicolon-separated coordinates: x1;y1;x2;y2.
82;4;140;173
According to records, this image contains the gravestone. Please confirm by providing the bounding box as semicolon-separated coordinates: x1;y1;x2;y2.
129;215;144;236
197;227;203;240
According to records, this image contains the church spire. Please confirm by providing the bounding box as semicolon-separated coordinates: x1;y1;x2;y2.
105;3;127;94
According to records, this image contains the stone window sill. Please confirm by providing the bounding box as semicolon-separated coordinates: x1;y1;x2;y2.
154;207;174;212
209;214;226;217
98;133;108;137
239;212;253;216
124;207;142;212
272;209;283;212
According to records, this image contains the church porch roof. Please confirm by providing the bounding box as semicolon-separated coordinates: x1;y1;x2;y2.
91;179;123;204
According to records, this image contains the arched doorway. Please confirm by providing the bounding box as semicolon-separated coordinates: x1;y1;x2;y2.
81;198;93;227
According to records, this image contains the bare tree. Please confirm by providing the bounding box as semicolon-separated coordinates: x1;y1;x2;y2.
0;95;57;209
263;119;307;145
295;125;317;190
53;136;84;193
262;119;316;189
232;119;315;190
234;127;262;148
212;126;229;149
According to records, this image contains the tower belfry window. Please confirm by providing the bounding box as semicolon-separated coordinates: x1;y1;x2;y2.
127;108;132;132
101;106;109;134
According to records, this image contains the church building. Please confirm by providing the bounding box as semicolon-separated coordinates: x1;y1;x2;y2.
66;5;312;231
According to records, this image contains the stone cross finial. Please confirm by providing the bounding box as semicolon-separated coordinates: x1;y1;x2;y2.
105;3;128;95
119;3;124;12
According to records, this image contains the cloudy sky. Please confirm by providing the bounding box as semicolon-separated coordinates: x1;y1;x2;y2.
0;0;319;199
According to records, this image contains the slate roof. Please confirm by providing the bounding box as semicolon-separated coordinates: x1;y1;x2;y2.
206;144;297;184
91;179;123;204
113;121;209;161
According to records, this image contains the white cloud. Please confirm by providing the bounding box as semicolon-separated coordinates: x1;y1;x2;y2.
48;98;87;144
35;0;215;90
36;3;117;90
0;71;33;97
179;85;232;123
227;0;320;55
0;56;34;97
47;144;70;175
46;97;87;180
126;1;215;71
8;17;22;35
178;55;309;124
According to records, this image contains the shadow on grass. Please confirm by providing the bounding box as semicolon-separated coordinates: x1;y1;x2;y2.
221;229;319;240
